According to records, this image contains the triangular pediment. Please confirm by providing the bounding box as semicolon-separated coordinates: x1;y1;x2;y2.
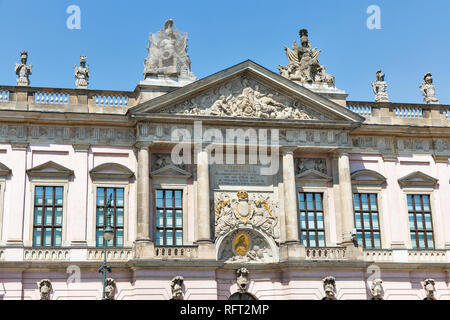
27;161;73;178
151;164;192;179
89;163;134;180
129;60;363;124
296;169;332;182
398;171;438;187
351;169;387;185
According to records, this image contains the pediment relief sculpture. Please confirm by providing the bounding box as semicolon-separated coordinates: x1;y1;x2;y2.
295;158;331;181
159;77;328;120
214;191;279;241
151;153;191;178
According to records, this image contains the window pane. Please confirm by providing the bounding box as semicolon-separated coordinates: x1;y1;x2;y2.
315;194;322;211
54;207;62;226
410;232;417;249
43;228;52;246
407;195;413;211
116;229;123;247
96;208;104;226
308;232;316;247
363;213;370;229
306;193;314;210
44;207;53;225
307;212;315;229
166;230;173;246
175;190;182;207
35;187;44;205
156;190;163;207
97;188;104;205
409;214;415;230
353;194;360;210
166;210;173;227
34;207;43;225
372;213;379;229
165;190;173;207
116;188;124;206
45;187;53;205
416;215;424;230
373;232;381;248
355;212;362;229
116;208;124;227
365;237;372;249
33;228;42;246
156;209;164;227
357;232;363;247
369;194;377;211
106;188;114;205
54;228;62;246
361;194;369;211
422;195;430;211
55;187;63;205
414;195;422;210
418;233;425;248
96;228;103;246
156;230;163;246
300;212;306;229
175;210;182;227
424;214;432;230
426;232;434;249
175;230;183;246
316;212;324;229
301;231;307;246
318;232;325;247
299;193;305;210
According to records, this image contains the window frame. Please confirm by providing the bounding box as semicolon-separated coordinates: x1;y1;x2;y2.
352;193;382;249
297;191;327;248
95;186;125;248
154;188;184;246
27;181;69;247
407;194;435;250
91;182;130;248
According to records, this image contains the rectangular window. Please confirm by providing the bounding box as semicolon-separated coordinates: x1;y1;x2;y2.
298;192;325;247
155;189;183;246
96;187;124;247
408;194;434;249
33;186;63;247
353;193;381;249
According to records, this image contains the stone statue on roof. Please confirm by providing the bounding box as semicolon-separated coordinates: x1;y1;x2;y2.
420;72;439;104
371;69;389;102
74;56;90;89
143;19;197;82
15;50;32;86
279;29;334;86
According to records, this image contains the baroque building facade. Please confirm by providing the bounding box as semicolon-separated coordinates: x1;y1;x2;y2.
0;20;449;300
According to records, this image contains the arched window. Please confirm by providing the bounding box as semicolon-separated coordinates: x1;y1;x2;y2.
228;292;257;300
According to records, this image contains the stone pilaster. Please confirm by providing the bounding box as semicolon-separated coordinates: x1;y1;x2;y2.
134;143;153;259
336;150;363;259
195;148;215;258
280;148;305;260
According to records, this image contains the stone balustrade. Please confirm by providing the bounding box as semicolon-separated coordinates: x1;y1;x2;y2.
24;248;70;261
364;249;393;262
0;85;137;113
305;247;346;260
408;249;447;262
154;246;198;259
87;248;133;261
347;101;450;126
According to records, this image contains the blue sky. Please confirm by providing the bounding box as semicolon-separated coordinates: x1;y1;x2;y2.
0;0;449;103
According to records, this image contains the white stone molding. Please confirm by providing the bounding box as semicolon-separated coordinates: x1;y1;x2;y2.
398;171;438;187
89;162;135;181
351;169;387;186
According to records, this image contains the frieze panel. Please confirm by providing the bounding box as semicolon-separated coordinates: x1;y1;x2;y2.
157;77;330;120
0;124;135;145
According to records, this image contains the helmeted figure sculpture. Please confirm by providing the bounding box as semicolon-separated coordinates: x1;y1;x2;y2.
371;69;389;102
322;276;337;300
420;73;439;104
370;279;384;300
105;278;116;300
15;50;32;86
279;29;334;86
170;276;184;300
143;19;197;82
423;278;437;300
236;267;249;293
39;279;52;300
74;56;90;89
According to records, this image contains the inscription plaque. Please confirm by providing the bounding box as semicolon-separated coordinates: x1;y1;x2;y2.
212;164;273;187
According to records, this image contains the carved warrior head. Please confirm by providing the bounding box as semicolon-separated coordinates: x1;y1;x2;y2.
171;276;184;300
236;267;249;293
376;69;385;82
371;279;383;300
80;56;87;66
423;279;436;300
299;29;309;46
322;276;336;300
424;72;433;84
39;279;52;300
105;278;116;300
20;50;28;63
